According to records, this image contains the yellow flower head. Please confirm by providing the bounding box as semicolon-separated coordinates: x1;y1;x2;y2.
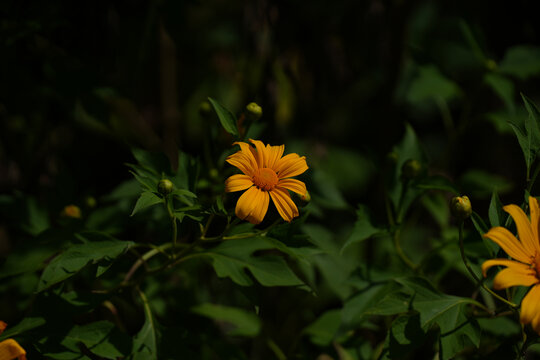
225;139;308;224
482;196;540;333
0;321;27;360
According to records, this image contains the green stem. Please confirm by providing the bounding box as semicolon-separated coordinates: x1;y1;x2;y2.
165;196;178;253
393;227;417;270
458;222;517;309
123;242;174;284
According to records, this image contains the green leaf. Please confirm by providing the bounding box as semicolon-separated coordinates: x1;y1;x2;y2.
132;290;159;360
395;277;481;360
341;205;385;253
506;94;540;173
488;191;505;228
499;45;540;80
203;236;306;288
208;97;239;136
191;303;261;337
459;169;512;198
387;313;426;358
56;321;131;359
415;175;459;194
477;316;520;336
171;188;197;198
407;65;461;104
131;191;162;216
37;235;134;292
303;309;342;346
0;317;46;341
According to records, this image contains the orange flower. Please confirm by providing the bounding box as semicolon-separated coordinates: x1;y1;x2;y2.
0;321;26;360
482;196;540;333
225;139;308;224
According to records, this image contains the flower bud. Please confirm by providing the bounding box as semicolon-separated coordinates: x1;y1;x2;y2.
62;205;82;219
450;196;472;220
158;179;174;195
485;59;497;71
401;159;423;180
199;100;213;118
301;190;311;203
245;102;263;122
85;196;97;208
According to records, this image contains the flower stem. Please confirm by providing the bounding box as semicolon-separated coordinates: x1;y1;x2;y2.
165;196;178;253
458;221;517;308
393;227;417;270
123;242;174;284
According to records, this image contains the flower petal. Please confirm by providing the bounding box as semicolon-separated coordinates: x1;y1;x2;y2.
269;187;299;222
226;152;257;176
482;258;532;277
0;338;27;360
530;196;540;253
277;179;307;196
504;204;538;255
235;187;269;224
265;144;285;169
225;174;253;192
0;321;6;334
274;153;308;179
521;285;540;326
246;191;269;224
249;139;267;168
483;227;531;264
492;266;537;290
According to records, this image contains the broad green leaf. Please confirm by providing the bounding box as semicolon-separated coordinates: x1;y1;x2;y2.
37;235;134;292
477;316;520;336
387;313;426;358
0;317;46;341
303;309;342;346
499;45;540;80
191;303;261;337
55;321;131;359
171;188;196;198
131;191;162;216
208;97;239;136
341;205;385;253
407;65;461;105
203;236;305;288
132;290;159;360
395;277;481;360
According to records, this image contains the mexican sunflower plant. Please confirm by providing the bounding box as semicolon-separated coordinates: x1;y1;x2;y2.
482;196;540;333
225;139;308;224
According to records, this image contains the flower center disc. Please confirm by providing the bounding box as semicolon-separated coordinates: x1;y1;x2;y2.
253;168;278;191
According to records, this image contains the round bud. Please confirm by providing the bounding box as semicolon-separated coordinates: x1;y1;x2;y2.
450;196;472;220
85;196;97;208
62;205;82;219
401;159;423;180
158;179;174;195
300;190;311;203
245;102;263;121
199;100;212;118
485;59;497;71
209;168;219;179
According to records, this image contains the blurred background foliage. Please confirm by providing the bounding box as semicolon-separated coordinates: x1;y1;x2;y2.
2;0;540;358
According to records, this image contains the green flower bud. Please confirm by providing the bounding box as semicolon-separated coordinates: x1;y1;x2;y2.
401;159;423;180
485;59;497;71
245;102;263;121
199;100;212;118
158;179;174;195
450;196;472;220
85;196;97;208
209;168;219;179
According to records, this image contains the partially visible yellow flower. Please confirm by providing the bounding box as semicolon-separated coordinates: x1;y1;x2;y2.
0;321;27;360
61;205;82;219
225;139;308;224
482;196;540;333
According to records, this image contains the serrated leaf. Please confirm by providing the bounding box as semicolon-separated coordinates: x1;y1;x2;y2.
208;97;239;136
191;303;261;337
203;236;305;288
341;205;385;253
131;191;162;216
37;236;134;292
